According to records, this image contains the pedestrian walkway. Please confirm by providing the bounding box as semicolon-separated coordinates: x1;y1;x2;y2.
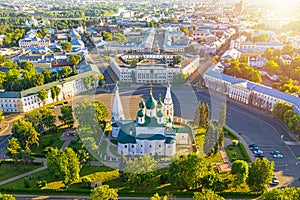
0;165;47;186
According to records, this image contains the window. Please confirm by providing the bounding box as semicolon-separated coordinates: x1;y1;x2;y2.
124;145;127;148
159;145;161;148
141;145;143;147
131;145;134;148
149;145;152;148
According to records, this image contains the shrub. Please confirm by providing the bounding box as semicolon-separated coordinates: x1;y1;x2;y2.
82;177;91;189
232;140;239;146
160;174;168;184
36;180;47;188
24;178;30;188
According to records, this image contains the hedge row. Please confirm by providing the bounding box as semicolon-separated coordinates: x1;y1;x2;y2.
0;187;261;199
238;143;252;162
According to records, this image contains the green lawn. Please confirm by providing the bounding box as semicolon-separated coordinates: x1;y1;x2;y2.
0;162;43;182
100;140;107;155
109;145;119;157
225;144;251;163
224;128;239;140
31;130;64;155
205;151;223;163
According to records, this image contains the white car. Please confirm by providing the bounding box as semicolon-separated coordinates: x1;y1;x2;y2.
254;150;263;155
273;154;283;158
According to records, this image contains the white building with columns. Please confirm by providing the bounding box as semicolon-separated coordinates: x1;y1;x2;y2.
0;64;99;113
203;70;300;115
112;84;177;156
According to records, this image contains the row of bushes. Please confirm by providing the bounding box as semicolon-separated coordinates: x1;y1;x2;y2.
0;187;262;198
238;143;252;162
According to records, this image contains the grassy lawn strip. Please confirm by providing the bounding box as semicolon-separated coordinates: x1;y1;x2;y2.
100;140;107;155
31;130;64;156
225;143;251;162
0;162;43;182
224;128;239;140
205;151;223;163
109;145;119;157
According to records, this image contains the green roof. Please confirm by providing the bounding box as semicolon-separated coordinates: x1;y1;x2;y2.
157;100;163;109
157;110;164;117
139;100;145;109
136;134;165;140
117;129;137;144
174;127;189;133
137;116;164;127
145;93;157;109
165;137;176;144
137;109;145;117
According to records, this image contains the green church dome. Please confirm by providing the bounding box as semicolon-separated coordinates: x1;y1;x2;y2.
157;110;164;117
137;109;145;117
146;94;157;109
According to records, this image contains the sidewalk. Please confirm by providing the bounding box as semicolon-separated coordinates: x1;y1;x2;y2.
0;164;47;186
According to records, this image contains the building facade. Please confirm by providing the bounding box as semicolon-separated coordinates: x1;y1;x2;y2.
110;53;200;84
203;70;300;115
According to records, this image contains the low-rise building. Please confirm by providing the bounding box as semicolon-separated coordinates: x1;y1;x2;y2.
0;64;99;113
110;53;200;84
203;70;300;115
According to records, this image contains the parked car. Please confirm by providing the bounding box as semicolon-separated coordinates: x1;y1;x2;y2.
270;179;279;186
254;150;263;155
272;150;281;155
274;154;283;158
250;145;259;151
50;105;56;109
67;133;76;137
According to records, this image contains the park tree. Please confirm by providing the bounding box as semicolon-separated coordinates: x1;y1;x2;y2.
61;42;72;52
90;185;118;200
83;76;92;89
194;101;210;128
75;100;108;129
172;73;188;86
61;66;73;78
69;54;82;66
42;69;52;84
231;160;249;185
46;147;82;186
124;155;157;188
247;158;274;191
203;122;219;155
272;102;292;121
169;153;213;190
263;48;273;60
78;149;89;165
59;105;74;128
119;149;127;178
265;60;279;75
193;190;224;200
50;86;61;101
6;137;21;165
0;193;16;200
39;108;56;130
0;108;4;124
218;104;226;148
12;119;40;150
37;89;47;106
260;187;300;200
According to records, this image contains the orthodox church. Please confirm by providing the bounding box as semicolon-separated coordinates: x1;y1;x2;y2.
111;84;176;156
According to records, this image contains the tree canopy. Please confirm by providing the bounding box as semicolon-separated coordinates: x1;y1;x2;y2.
247;158;274;191
46;147;82;186
168;153;214;190
90;185;118;200
12;119;40;150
